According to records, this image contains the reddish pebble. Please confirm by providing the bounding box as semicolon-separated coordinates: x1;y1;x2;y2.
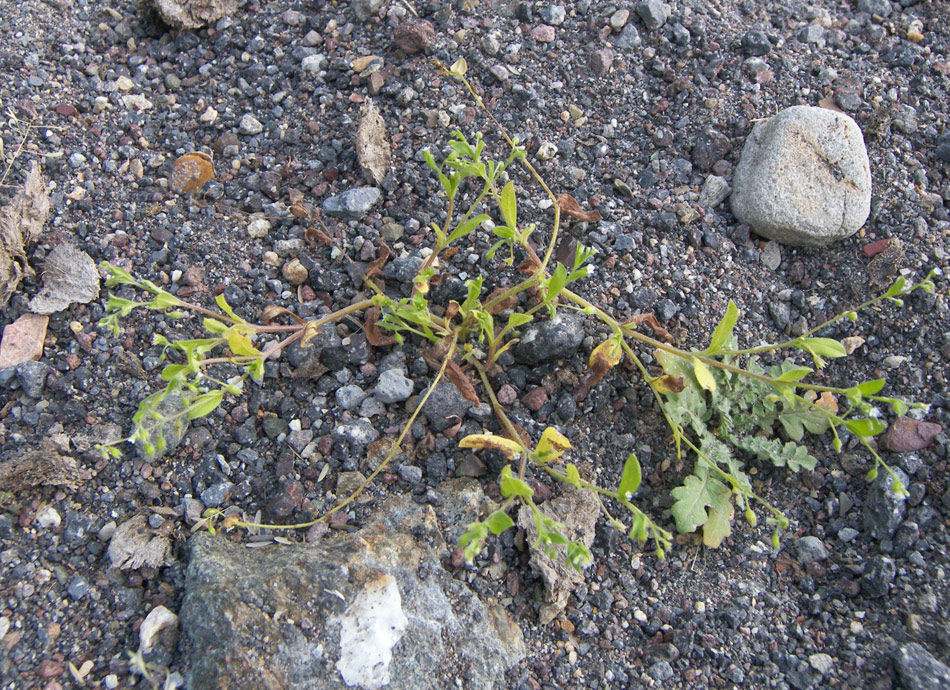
497;384;518;405
862;238;891;258
66;354;81;370
522;387;549;411
37;660;63;679
882;416;942;452
531;24;556;42
328;512;349;529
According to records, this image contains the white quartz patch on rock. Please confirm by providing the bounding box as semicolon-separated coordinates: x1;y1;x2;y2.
336;574;408;689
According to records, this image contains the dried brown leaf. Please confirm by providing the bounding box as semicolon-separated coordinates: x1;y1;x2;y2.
652;374;685;394
485;287;518;315
818;97;844;114
0;161;49;304
261;304;304;325
557;193;602;223
623;313;674;344
364;241;392;280
356;99;391;186
365;305;396;346
170;152;215;194
445;360;480;404
586;337;622;387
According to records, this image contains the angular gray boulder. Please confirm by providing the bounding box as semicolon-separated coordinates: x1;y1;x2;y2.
730;106;871;247
179;491;524;689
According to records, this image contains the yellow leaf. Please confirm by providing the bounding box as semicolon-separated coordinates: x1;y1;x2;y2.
692;358;716;392
535;427;571;462
587;336;622;386
227;327;259;357
459;434;523;459
450;57;467;76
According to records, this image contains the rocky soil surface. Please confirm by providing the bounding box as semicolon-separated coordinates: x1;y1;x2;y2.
1;0;949;688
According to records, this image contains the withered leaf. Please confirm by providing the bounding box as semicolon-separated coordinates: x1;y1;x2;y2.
365;305;396;346
0;161;49;305
364;241;392;280
517;256;541;275
444;300;460;322
586;337;622;387
652;374;685;394
170;152;215;194
261;304;304;325
28;243;100;315
557;193;603;223
817;97;845;114
445;360;480;404
485;287;518;315
356;99;391;186
623;313;674;344
459;434;523;459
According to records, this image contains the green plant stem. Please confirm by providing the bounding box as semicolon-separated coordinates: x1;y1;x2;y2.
470;358;531;480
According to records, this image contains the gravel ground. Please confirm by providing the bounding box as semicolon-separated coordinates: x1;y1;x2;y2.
1;0;949;687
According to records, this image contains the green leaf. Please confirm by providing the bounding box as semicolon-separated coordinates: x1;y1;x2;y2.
671;469;720;533
187;389;224;420
706;300;739;354
422;148;439;173
203;318;229;334
499;465;533;500
618;453;642;501
227;328;259;357
797;337;847;358
447;213;490;244
485;510;514;535
150;292;182;310
215;294;242;322
161;364;190;382
565;464;582;488
774;366;813;383
857;379;886;396
692;358;717;392
629;513;648;544
702;481;733;548
506;312;533;330
545;264;569;304
884;276;907;297
844;418;886;437
499;181;517;230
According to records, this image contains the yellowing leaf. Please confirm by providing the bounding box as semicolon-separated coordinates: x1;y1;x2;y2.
702;482;734;548
535;427;571;462
587;335;622;386
459;434;523;459
226;327;258;357
651;374;685;394
450;57;467;76
692;358;716;392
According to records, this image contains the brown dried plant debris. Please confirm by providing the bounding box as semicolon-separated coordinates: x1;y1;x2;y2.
0;437;82;491
356;98;392;186
0;161;49;304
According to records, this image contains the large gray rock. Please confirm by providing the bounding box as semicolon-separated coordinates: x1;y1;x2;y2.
149;0;238;29
894;643;950;690
179;492;524;690
514;312;585;365
730;106;871;247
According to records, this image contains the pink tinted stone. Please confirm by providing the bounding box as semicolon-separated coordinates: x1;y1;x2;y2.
531;24;556;42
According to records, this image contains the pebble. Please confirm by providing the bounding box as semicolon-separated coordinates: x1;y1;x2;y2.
302;30;322;47
590;48;614;77
334;418;379;446
539;5;566;26
741;30;772;56
761;241;781;270
609;9;629;30
336;385;367;411
247;218;272;238
698;175;731;207
15;360;49;398
863;467;908;539
200;482;234;508
37;506;62;529
375;369;414;404
397;464;423;484
419;382;473;432
636;0;670;30
393;19;436;54
794;536;829;565
301;54;327;73
322;187;381;219
531;25;556;43
239;114;264;135
894;643;950;690
860;555;896;598
282;258;309;286
514;313;585;365
67;575;90;601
